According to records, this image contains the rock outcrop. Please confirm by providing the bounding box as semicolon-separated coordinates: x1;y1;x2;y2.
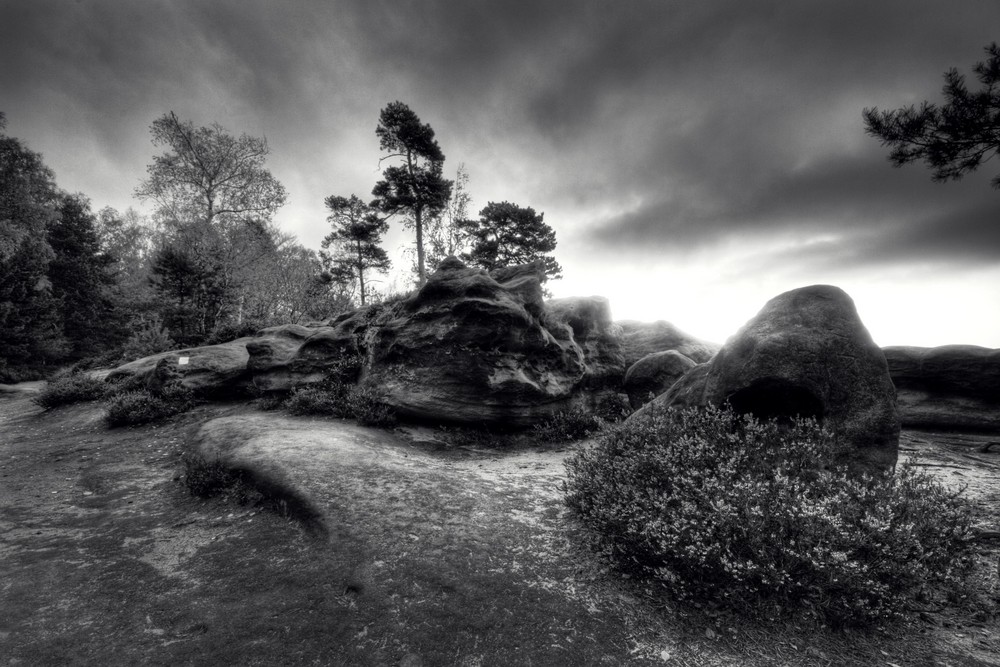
242;258;627;426
106;337;253;395
617;320;718;367
635;285;900;471
883;345;1000;431
623;350;697;409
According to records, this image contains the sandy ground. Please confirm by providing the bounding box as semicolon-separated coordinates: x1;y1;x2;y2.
2;387;999;666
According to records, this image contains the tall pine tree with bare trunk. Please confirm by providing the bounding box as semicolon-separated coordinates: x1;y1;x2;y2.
371;102;452;286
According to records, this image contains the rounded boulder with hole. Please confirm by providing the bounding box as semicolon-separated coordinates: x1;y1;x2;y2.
635;285;899;472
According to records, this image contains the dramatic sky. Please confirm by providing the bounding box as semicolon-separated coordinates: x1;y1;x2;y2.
3;0;999;347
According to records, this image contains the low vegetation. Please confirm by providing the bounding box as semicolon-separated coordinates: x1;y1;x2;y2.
565;404;980;627
103;382;195;427
32;372;108;409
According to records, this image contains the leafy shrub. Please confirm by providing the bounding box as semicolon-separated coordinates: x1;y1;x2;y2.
533;407;605;443
565;404;977;626
33;373;108;409
104;383;194;427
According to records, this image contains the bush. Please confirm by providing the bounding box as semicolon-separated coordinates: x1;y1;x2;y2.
119;318;176;361
283;380;352;417
104;383;194;427
283;377;396;428
33;373;108;409
565;404;977;626
348;385;397;427
181;452;261;504
533;408;605;443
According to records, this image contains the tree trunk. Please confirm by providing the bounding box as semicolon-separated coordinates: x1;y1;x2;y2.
356;239;366;305
415;205;425;286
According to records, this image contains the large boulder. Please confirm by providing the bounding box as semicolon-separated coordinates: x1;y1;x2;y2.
106;337;253;395
635;285;900;471
883;345;1000;431
617;320;718;367
623;350;697;409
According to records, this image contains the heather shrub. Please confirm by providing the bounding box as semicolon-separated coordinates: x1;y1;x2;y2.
283;375;396;428
284;380;352;417
533;408;605;442
565;404;977;626
348;385;397;427
181;452;261;504
104;383;194;427
33;373;108;409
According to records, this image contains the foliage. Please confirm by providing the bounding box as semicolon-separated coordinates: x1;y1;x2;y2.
103;382;194;427
204;320;262;345
533;408;606;443
135;111;287;225
460;201;562;284
118;315;176;362
320;194;391;305
148;241;226;346
0;118;65;380
180;451;262;505
565;405;977;626
424;163;473;272
33;372;108;409
864;42;1000;188
371;101;452;285
48;195;121;359
282;362;396;428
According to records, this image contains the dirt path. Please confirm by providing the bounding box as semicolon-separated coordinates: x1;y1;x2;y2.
2;390;998;666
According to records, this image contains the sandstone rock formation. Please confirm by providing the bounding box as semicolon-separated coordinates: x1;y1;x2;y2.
241;257;627;426
106;337;253;395
635;285;900;471
623;350;697;409
617;320;718;367
884;345;1000;431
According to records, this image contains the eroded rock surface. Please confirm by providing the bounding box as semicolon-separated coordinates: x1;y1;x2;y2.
635;285;900;471
884;345;1000;431
617;320;718;367
623;350;697;409
106;337;253;395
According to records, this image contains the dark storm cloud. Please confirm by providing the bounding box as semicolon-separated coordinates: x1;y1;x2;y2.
1;0;998;271
567;1;1000;269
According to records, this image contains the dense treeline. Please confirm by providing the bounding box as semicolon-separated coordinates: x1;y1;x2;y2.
0;112;348;381
0;102;564;381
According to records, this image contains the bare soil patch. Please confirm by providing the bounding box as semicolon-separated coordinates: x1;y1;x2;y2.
1;389;998;666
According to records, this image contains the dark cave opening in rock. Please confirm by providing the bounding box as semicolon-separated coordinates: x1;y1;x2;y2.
726;378;825;425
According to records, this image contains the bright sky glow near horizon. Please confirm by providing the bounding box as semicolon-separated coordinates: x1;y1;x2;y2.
2;0;999;348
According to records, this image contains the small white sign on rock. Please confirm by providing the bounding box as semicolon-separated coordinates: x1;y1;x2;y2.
178;356;190;366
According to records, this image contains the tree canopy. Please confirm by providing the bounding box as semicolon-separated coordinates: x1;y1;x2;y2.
320;194;391;306
371;101;452;286
864;42;1000;188
460;201;562;284
136;111;287;225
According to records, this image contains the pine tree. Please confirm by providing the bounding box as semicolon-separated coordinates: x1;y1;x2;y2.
460;201;563;284
320;195;391;306
371;102;452;286
47;195;119;359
